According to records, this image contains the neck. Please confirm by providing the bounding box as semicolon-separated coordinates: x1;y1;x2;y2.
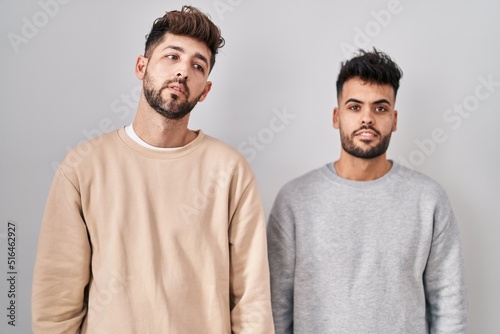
334;151;392;181
132;100;196;148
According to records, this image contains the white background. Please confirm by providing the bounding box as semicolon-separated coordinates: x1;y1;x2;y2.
1;0;499;333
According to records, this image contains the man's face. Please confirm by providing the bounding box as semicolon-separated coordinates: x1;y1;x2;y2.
333;77;398;159
137;33;212;120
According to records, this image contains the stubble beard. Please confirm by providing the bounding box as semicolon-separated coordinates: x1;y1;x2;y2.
340;125;392;159
143;72;202;120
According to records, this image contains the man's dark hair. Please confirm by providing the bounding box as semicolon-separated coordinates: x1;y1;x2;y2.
336;48;403;99
144;6;225;72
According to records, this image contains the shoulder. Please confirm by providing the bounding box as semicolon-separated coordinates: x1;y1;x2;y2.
392;163;454;217
393;162;447;197
57;130;120;178
201;133;253;168
200;133;257;184
272;165;328;208
282;166;327;192
202;134;242;156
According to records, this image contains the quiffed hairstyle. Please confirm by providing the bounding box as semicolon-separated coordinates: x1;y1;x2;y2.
144;6;225;72
336;48;403;99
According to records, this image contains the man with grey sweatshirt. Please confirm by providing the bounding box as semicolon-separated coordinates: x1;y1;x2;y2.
267;49;467;333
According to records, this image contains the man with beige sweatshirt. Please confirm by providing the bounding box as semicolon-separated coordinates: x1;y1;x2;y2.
32;6;274;333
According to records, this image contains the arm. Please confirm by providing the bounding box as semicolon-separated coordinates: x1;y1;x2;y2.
424;195;468;333
228;178;275;333
32;167;91;333
267;198;295;334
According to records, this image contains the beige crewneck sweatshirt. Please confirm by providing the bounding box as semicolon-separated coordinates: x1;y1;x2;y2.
32;128;274;333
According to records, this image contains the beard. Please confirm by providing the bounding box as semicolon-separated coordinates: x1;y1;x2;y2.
340;125;392;159
143;72;202;120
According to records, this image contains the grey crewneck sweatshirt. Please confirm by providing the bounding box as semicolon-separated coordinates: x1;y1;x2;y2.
267;162;467;333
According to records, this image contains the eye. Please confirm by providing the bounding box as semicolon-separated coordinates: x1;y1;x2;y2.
348;105;361;111
193;63;205;73
375;106;388;112
166;54;178;60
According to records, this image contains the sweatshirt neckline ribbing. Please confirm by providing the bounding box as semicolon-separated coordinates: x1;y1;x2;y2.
116;127;206;159
322;161;401;188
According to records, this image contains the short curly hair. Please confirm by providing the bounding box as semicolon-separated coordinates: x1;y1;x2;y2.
144;6;225;72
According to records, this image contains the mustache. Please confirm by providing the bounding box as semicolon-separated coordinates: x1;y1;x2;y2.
160;78;190;96
352;124;381;136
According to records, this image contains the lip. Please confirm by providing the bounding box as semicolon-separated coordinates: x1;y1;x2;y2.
354;130;378;138
167;83;186;96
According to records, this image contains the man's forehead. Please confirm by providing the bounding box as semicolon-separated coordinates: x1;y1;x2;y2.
155;33;211;55
340;78;395;102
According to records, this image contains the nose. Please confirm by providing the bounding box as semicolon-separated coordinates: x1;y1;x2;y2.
360;107;374;125
175;61;189;80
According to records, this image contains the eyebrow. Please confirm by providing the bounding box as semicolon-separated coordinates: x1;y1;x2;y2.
163;45;209;66
344;98;392;106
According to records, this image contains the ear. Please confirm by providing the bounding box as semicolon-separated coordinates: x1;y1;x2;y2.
392;110;398;132
135;55;148;80
197;81;212;103
333;107;340;129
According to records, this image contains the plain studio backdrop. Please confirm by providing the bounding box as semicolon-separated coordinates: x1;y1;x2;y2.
1;0;499;332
